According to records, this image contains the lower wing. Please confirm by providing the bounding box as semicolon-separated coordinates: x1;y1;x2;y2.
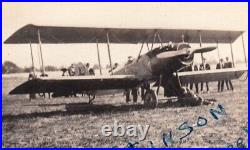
178;67;247;84
9;75;143;95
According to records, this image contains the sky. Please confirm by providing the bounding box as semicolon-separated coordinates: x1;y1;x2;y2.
2;2;248;68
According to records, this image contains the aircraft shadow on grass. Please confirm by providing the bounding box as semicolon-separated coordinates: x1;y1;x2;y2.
2;98;216;121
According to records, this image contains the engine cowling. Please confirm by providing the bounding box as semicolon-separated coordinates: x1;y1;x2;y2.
176;43;194;67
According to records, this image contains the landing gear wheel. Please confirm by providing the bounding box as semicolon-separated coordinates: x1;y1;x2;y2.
143;89;158;107
38;93;45;98
87;91;96;104
88;94;95;104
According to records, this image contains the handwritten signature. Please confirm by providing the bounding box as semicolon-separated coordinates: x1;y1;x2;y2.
112;104;247;148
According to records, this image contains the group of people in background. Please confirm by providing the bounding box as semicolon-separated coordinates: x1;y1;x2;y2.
185;56;234;93
185;58;211;94
216;57;234;92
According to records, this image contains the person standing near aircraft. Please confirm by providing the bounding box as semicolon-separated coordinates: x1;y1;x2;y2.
61;67;68;76
28;71;36;100
89;68;95;75
77;62;86;75
125;56;132;103
193;64;199;93
109;63;118;73
84;63;90;75
126;56;133;65
125;89;130;103
166;41;174;48
200;58;210;93
131;87;139;103
68;64;76;76
125;56;138;103
188;64;194;90
186;65;193;87
125;87;138;103
224;57;234;91
179;66;189;87
216;58;225;92
140;81;150;100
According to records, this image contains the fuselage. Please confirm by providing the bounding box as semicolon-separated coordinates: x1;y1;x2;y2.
113;43;194;81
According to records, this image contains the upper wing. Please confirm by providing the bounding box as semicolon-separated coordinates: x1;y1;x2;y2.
4;24;243;44
9;75;143;95
178;67;247;84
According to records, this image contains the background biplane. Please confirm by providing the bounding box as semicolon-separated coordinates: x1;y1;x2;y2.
4;24;247;106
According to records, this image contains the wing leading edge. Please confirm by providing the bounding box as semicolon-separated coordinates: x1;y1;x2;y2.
4;24;244;44
178;68;247;84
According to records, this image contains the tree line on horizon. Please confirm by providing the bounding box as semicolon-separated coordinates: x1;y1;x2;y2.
2;61;107;74
2;61;59;74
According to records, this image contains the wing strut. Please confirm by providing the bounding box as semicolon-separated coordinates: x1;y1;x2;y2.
96;39;102;75
216;41;220;60
150;31;157;50
29;41;35;75
157;32;163;46
199;31;204;64
106;30;113;75
137;40;145;61
241;33;247;67
146;42;150;51
37;29;46;75
181;33;185;43
229;38;235;68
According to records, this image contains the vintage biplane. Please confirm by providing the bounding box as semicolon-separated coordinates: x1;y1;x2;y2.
4;24;248;106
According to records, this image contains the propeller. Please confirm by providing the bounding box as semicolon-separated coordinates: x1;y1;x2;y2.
192;46;217;53
156;46;217;59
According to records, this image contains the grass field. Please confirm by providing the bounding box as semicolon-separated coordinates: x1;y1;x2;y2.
2;75;248;148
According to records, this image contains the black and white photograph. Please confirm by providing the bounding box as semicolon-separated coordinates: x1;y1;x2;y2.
2;2;248;148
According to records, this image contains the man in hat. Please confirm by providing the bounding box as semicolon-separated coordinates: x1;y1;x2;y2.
191;64;199;94
109;63;118;73
216;58;225;92
224;57;234;91
68;63;76;76
199;58;210;93
28;71;36;100
126;56;133;65
84;63;90;75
